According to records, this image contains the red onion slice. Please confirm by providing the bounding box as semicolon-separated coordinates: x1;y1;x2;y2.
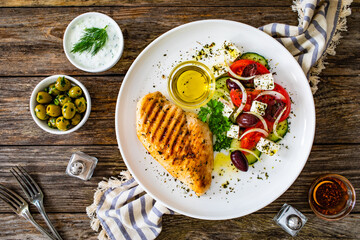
272;107;287;139
228;67;256;81
229;148;261;161
239;128;269;140
255;91;286;101
224;59;256;81
244;111;269;132
215;89;234;108
230;78;247;119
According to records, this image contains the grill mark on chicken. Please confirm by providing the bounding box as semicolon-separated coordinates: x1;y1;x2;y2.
136;92;213;196
150;105;169;142
154;105;174;143
165;112;185;149
162;107;183;148
168;119;187;156
142;99;160;133
157;105;176;144
171;127;189;157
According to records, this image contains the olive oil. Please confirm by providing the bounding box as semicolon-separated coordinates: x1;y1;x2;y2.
213;152;236;174
168;61;215;109
174;66;209;102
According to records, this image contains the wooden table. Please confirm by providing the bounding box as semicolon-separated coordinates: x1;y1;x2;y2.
0;1;359;239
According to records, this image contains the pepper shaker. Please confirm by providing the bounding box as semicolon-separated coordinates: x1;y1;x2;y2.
273;203;307;236
66;151;98;180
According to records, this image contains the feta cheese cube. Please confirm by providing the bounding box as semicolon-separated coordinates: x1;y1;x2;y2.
254;73;275;90
227;125;240;139
218;98;234;118
222;41;241;62
256;137;280;156
250;100;267;116
210;55;229;78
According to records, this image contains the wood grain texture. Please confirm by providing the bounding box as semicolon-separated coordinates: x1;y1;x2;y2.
0;75;359;145
0;1;359;239
0;0;294;7
0;145;359;214
0;7;358;76
0;213;358;240
1;0;359;8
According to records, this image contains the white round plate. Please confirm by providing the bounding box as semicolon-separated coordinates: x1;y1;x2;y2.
115;20;315;220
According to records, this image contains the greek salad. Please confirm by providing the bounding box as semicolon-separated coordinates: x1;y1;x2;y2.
197;45;291;172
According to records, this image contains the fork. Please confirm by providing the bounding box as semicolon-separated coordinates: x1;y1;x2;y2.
11;166;63;240
0;184;57;240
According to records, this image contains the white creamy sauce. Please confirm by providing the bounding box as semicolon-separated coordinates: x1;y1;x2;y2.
65;15;121;70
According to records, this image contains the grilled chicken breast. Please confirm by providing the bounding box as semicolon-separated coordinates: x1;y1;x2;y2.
136;92;213;196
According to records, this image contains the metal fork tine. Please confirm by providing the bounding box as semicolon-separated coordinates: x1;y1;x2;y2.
12;167;35;196
0;185;23;207
18;166;41;194
0;191;17;210
10;169;32;200
13;166;37;196
0;192;18;212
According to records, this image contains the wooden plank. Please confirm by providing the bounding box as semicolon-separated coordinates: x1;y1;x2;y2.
1;0;359;8
314;75;360;144
324;10;360;76
0;145;359;214
0;7;358;77
159;214;360;240
0;0;293;7
0;213;97;240
0;75;359;146
0;212;358;240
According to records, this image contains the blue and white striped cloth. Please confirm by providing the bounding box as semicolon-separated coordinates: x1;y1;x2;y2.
87;1;351;239
94;178;174;240
260;0;351;93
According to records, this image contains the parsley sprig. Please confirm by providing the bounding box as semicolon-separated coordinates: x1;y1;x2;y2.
198;99;232;152
71;25;108;56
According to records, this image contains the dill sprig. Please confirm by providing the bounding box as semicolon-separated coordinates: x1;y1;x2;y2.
71;25;109;56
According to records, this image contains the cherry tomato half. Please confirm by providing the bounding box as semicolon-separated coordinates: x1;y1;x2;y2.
273;83;291;122
240;130;266;150
256;83;291;122
230;88;262;110
230;59;270;77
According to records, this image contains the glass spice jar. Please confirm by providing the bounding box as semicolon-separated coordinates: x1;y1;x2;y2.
309;174;356;221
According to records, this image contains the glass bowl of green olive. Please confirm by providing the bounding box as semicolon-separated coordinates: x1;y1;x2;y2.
30;75;91;134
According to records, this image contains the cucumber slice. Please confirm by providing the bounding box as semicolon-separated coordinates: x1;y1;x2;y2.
216;77;229;92
230;138;261;165
213;77;230;100
230;138;240;149
246;149;261;165
240;52;269;70
268;119;289;142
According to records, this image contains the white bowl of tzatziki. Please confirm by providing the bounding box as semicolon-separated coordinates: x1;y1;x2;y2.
63;12;124;73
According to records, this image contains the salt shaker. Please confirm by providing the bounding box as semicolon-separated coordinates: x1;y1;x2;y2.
273;203;307;236
66;152;98;180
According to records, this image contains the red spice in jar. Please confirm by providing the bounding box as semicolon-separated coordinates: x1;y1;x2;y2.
311;177;349;215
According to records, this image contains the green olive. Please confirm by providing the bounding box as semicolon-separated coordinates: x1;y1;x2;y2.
55;116;70;131
48;117;57;128
34;104;48;120
57;95;71;106
48;83;61;96
71;113;82;126
68;86;82;98
46;104;61;117
55;76;71;91
75;97;87;113
62;102;76;119
36;91;52;104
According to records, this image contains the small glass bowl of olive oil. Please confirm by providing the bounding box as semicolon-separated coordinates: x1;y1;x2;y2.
168;61;215;109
